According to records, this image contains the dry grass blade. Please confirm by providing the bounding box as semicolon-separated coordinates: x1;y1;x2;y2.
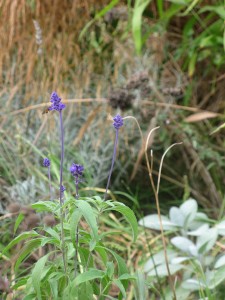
130;111;159;180
145;126;177;300
79;187;116;201
184;111;219;123
7;98;107;116
157;142;183;194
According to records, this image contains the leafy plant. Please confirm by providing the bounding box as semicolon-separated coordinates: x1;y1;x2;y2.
1;93;138;299
139;198;225;299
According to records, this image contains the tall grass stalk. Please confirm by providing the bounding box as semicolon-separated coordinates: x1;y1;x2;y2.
145;126;177;300
124;116;165;299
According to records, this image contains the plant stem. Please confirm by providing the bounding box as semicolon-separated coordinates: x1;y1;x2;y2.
74;178;79;277
104;129;118;200
59;111;64;206
142;212;165;300
59;110;67;276
48;165;53;200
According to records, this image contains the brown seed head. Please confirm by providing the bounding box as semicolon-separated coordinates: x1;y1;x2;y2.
43;214;57;227
21;206;35;216
25;214;40;229
6;203;21;213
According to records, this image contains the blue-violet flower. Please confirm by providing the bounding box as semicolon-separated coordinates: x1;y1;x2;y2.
48;91;66;111
43;157;51;167
113;114;123;130
60;185;66;193
70;163;84;177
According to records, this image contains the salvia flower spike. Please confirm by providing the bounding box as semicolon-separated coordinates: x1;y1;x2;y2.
43;157;51;167
48;92;67;274
70;163;84;198
104;114;123;200
48;92;66;205
43;157;52;200
70;163;84;277
48;91;66;112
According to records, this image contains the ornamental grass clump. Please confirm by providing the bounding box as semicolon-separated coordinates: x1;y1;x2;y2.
3;94;138;299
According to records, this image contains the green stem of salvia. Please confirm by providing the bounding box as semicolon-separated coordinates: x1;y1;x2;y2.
59;110;67;277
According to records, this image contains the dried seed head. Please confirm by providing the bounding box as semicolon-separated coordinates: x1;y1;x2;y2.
43;214;57;227
21;206;35;216
25;214;40;229
7;203;21;213
108;88;134;110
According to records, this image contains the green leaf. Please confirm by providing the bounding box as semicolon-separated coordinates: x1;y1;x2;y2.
74;269;105;286
79;0;119;39
188;224;209;236
105;248;128;276
147;263;183;277
32;201;59;213
23;294;36;300
113;279;126;298
118;274;137;280
106;204;138;242
214;255;225;269
180;198;198;227
95;0;119;19
12;277;29;290
171;237;196;254
132;0;151;55
169;207;184;227
95;246;108;266
32;254;49;300
197;228;218;254
208;265;225;288
200;5;225;19
76;200;99;247
139;214;178;231
106;261;114;279
44;227;60;241
15;238;42;271
182;279;206;291
14;213;24;234
3;231;39;254
181;0;201;15
48;278;58;299
144;249;177;273
41;237;60;247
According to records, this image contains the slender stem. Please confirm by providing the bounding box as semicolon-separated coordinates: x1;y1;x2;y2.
59;110;67;276
74;177;79;278
48;166;53;200
142;212;165;300
104;129;119;200
59;111;64;205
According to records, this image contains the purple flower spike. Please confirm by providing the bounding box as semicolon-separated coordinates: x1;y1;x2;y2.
48;91;66;111
113;114;123;130
70;163;84;177
60;185;66;193
43;158;51;167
